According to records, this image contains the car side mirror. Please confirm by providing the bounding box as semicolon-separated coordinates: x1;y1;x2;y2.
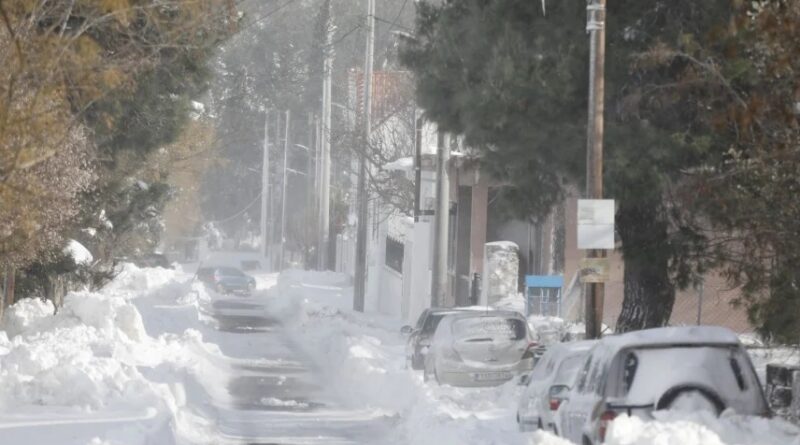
400;325;413;335
518;374;530;386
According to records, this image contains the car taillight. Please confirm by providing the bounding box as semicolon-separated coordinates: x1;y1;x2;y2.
548;385;569;411
522;342;539;359
598;410;617;442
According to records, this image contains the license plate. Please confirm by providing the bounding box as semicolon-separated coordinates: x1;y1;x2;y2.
473;372;512;381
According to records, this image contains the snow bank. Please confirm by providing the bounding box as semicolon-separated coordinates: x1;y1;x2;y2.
0;291;157;410
0;262;219;445
607;410;800;445
2;298;55;338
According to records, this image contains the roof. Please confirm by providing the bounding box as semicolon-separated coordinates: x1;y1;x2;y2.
599;326;741;354
443;310;526;322
542;340;598;361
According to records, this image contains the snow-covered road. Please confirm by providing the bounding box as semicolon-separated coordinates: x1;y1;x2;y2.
198;295;395;444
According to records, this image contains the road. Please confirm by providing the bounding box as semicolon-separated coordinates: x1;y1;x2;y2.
202;297;395;445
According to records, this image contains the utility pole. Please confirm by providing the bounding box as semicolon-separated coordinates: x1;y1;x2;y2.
280;110;291;270
584;0;607;339
353;0;375;312
413;114;423;222
307;113;315;269
260;110;270;268
315;117;323;268
431;131;450;307
319;0;333;270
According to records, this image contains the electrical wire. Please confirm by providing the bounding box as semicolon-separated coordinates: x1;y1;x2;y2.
205;191;262;224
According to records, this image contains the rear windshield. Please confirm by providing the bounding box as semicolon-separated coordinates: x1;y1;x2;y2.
617;346;759;404
452;316;527;341
217;267;244;276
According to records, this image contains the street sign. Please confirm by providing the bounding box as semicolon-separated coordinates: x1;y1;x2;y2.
577;199;615;249
580;257;610;283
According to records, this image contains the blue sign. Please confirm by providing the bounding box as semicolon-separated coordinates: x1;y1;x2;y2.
525;275;564;289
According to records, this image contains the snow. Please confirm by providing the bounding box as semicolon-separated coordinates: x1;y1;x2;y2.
270;269;800;445
64;239;93;265
606;411;800;445
384;156;413;172
388;214;414;243
0;259;798;445
484;241;520;306
601;325;742;353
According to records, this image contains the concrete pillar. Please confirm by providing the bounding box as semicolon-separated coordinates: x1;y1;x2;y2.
470;175;488;279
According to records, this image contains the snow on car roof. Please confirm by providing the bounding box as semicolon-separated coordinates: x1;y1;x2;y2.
442;310;526;323
551;339;598;354
600;325;741;353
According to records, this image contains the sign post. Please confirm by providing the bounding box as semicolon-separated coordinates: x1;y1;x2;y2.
578;199;614;339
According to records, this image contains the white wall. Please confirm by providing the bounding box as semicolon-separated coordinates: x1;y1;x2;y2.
408;220;433;323
378;266;403;317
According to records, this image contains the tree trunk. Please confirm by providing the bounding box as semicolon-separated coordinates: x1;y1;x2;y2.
615;199;675;333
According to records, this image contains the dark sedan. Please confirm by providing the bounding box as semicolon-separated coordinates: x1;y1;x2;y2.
196;266;256;295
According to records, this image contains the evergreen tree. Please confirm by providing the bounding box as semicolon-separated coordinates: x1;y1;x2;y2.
401;0;735;331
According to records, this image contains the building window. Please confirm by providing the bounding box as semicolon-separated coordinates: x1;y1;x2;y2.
385;237;404;273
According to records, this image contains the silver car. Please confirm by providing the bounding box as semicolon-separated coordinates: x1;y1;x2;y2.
557;326;770;445
423;311;536;387
517;340;596;433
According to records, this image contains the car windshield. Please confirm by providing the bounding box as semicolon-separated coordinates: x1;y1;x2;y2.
452;316;527;341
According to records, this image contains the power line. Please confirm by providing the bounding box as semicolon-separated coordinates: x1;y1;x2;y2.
376;0;411;44
238;0;298;33
374;14;413;33
206;192;262;224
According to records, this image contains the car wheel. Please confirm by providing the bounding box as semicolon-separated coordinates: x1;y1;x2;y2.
434;367;441;385
582;436;593;445
537;418;543;430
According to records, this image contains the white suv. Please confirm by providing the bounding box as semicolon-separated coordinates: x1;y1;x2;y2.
556;326;769;445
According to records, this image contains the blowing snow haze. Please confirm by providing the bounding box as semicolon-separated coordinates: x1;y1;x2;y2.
1;1;800;444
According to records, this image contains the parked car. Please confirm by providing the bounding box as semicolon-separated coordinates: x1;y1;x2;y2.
517;340;596;433
423;310;537;387
402;308;475;370
556;326;770;445
196;266;256;295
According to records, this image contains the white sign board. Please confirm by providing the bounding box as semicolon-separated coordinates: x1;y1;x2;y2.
577;199;615;250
